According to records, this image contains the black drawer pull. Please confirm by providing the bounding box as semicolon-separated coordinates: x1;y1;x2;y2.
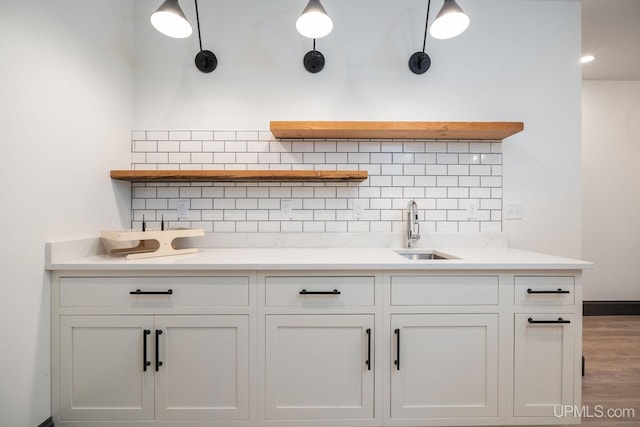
130;289;173;295
528;317;571;324
365;328;371;371
143;329;151;371
394;328;400;370
299;289;341;295
155;330;163;371
527;288;570;294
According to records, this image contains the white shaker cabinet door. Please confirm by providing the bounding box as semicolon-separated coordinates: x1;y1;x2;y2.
59;315;155;422
513;313;576;419
154;315;250;421
265;314;375;421
390;314;499;421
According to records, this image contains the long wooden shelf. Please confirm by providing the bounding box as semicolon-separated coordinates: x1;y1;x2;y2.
110;170;368;182
270;121;524;140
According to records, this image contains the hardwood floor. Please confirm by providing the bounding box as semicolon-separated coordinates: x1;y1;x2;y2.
581;315;640;426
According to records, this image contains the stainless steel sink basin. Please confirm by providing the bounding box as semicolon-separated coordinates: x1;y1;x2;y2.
394;250;453;260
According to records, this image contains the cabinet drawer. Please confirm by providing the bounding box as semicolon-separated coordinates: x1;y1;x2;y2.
265;276;375;307
59;276;249;307
514;276;575;306
391;275;499;306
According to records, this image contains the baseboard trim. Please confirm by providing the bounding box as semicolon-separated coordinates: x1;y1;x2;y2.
37;417;53;427
584;301;640;316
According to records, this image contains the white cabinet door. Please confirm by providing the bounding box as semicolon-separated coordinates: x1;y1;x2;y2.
390;314;499;420
265;315;375;420
154;315;250;421
59;316;155;421
513;313;576;419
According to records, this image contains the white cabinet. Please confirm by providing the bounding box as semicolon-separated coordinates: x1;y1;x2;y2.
261;274;378;424
53;275;253;426
513;314;576;420
52;269;583;427
510;275;581;425
386;274;501;426
390;314;499;420
59;315;155;421
265;315;375;420
59;315;249;422
155;315;249;421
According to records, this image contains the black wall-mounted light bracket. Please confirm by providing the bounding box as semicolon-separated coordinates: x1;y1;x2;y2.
194;0;217;73
304;39;325;73
409;0;432;74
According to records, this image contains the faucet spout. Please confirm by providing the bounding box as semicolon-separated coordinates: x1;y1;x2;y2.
407;200;421;248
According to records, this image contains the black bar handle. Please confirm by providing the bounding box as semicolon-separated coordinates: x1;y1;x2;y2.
528;317;571;324
155;330;163;371
130;289;173;295
527;288;570;294
365;328;371;371
299;289;341;295
394;328;400;370
143;329;151;371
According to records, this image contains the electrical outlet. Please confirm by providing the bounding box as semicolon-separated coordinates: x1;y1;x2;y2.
353;200;365;219
504;202;523;220
176;199;190;220
467;200;479;219
281;199;292;220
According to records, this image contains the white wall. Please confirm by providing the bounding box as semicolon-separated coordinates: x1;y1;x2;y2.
582;80;640;300
133;0;583;258
0;1;133;425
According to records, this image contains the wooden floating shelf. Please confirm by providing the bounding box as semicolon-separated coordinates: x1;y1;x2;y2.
270;121;524;141
110;170;368;182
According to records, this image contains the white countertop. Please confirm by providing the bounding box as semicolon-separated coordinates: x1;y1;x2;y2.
45;246;592;271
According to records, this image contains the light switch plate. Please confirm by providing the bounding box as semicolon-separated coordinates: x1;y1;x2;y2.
281;199;293;220
176;199;190;220
353;200;365;219
504;202;523;220
467;200;479;219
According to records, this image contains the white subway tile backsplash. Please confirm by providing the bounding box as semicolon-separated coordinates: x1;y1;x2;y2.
130;130;504;233
225;141;247;152
470;142;492;153
134;140;157;152
459;153;481;164
158;140;180;152
436;176;458;187
147;131;169;141
436;153;458;164
203;141;226;152
192;131;214;141
131;130;147;140
403;142;426;153
393;153;415;164
426;142;447;152
214;131;236;141
447;142;469;153
481;154;501;164
359;141;381;152
237;131;259;141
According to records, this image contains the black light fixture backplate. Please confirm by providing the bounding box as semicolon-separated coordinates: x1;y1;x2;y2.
303;50;325;73
195;50;217;73
409;51;431;74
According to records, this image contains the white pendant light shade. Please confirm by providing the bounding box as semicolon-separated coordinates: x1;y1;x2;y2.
296;0;333;39
151;0;193;39
429;0;470;40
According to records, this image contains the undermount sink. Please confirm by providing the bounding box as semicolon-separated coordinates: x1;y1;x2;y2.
394;250;453;261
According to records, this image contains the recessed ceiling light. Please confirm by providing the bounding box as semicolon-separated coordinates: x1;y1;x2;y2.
581;54;596;64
